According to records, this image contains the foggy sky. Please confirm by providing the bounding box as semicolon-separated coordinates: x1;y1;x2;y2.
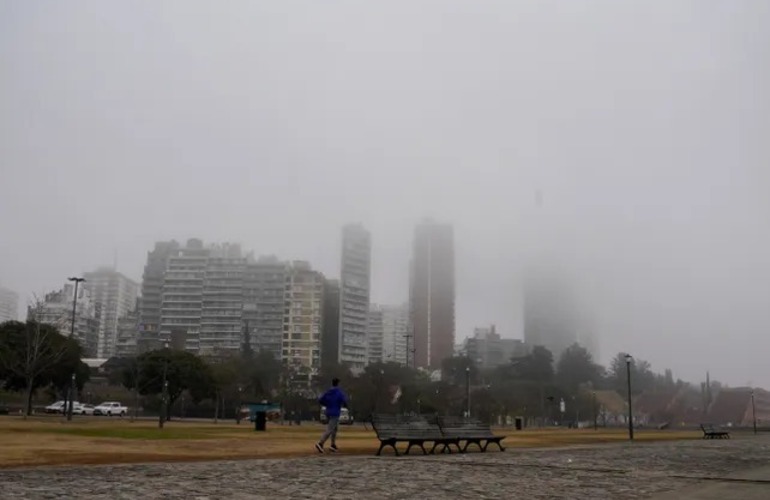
2;1;769;388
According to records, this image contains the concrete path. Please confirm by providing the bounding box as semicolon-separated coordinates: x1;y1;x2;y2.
2;435;769;498
652;463;770;499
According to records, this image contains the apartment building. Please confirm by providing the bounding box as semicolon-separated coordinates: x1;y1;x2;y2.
339;224;371;372
282;261;324;372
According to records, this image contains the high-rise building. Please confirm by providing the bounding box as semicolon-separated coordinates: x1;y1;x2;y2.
522;266;580;362
115;301;139;358
157;240;248;355
199;244;245;354
138;240;181;352
83;268;139;358
463;325;529;370
381;303;409;365
321;279;340;368
0;286;19;323
338;224;371;372
282;261;324;373
409;220;455;369
28;283;99;357
366;305;384;365
243;256;289;360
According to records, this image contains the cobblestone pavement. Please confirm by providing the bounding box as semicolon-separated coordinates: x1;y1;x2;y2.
2;436;769;499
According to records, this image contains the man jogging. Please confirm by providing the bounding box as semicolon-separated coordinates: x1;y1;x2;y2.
315;377;348;453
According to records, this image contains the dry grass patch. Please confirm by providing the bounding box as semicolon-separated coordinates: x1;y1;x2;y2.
0;417;699;468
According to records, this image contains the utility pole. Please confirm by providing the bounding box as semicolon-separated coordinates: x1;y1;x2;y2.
465;366;471;419
66;277;85;422
625;353;634;441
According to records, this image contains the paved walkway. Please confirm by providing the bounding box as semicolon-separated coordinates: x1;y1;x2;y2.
2;436;769;499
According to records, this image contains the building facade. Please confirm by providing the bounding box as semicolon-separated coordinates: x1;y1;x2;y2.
242;256;289;360
138;240;181;352
381;304;409;365
366;305;384;365
115;304;139;358
463;325;529;369
28;283;99;357
0;286;19;323
410;220;455;369
282;261;324;373
83;268;139;358
338;224;371;372
321;278;340;368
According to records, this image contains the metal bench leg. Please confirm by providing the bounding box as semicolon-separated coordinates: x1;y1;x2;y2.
377;439;399;456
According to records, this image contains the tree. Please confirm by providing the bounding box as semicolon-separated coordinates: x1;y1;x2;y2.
130;349;214;411
555;343;602;394
515;346;554;383
0;320;72;417
607;352;656;395
441;356;480;386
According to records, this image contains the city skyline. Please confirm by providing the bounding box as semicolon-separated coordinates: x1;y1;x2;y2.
3;1;769;389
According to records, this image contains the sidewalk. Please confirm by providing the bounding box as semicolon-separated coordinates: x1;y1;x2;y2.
652;464;770;499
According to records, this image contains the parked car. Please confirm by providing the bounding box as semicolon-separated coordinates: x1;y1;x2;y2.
45;401;65;414
74;403;95;415
93;401;128;416
45;401;81;414
319;407;354;425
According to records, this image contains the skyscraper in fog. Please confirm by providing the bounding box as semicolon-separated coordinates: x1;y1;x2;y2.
409;220;455;369
522;266;581;362
381;303;409;365
339;224;371;372
0;286;18;323
366;305;384;365
83;268;140;358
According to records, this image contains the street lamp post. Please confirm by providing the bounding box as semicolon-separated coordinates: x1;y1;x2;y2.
751;390;757;435
465;366;471;419
66;276;85;422
625;353;634;441
593;391;598;431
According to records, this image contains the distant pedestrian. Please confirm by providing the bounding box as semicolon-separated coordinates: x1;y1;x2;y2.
315;378;348;453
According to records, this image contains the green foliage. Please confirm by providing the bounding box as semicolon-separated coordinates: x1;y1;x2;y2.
131;349;214;405
555;343;603;393
0;320;88;415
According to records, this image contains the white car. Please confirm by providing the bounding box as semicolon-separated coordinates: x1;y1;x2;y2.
319;407;354;425
45;401;80;414
93;401;128;417
74;403;95;415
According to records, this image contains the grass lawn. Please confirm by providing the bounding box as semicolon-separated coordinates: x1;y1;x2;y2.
0;416;700;468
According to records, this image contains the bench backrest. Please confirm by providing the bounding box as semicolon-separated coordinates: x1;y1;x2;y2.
700;423;716;432
371;414;442;440
437;416;496;438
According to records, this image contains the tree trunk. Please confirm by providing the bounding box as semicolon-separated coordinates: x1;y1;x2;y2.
24;380;34;419
131;387;139;423
214;390;219;423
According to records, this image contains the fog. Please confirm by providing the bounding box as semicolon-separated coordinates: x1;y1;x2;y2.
2;1;768;387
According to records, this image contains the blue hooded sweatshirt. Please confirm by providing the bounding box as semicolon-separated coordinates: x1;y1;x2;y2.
319;386;348;418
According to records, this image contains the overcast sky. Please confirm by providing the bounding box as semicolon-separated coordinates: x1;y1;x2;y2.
2;1;768;388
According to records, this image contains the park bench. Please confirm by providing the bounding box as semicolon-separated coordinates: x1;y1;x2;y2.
700;423;730;439
371;414;450;456
436;416;506;452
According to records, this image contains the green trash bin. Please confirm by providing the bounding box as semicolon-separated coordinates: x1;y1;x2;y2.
515;416;524;431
